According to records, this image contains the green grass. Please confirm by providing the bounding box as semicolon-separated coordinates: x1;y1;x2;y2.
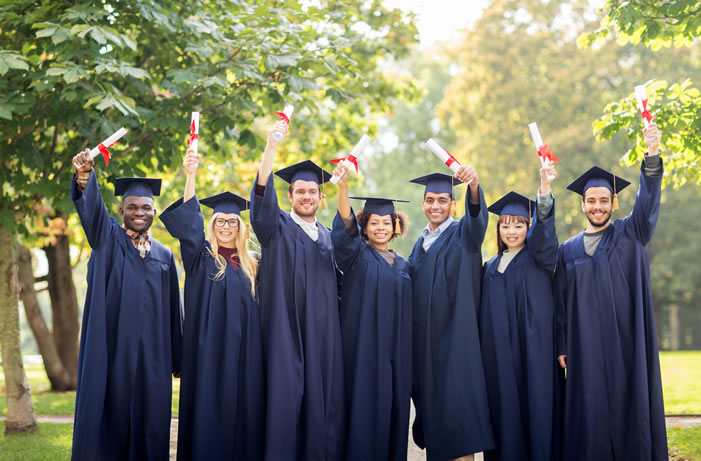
0;422;73;461
0;364;180;417
661;351;701;414
668;425;701;461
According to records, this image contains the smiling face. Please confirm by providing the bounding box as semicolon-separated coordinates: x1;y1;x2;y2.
582;186;613;230
422;192;452;229
363;213;394;249
213;213;240;248
498;216;528;252
288;179;321;220
120;196;156;233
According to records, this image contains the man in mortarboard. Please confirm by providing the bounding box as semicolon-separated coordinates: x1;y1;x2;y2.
555;122;667;460
408;167;495;461
70;150;182;461
250;121;346;460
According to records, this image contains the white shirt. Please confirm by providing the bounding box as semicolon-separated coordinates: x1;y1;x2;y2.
421;217;456;252
497;246;524;273
290;210;319;241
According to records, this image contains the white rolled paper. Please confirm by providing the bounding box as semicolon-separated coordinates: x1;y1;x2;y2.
330;134;372;184
635;85;650;128
186;112;200;170
425;138;473;185
272;104;294;141
89;127;128;160
528;122;555;180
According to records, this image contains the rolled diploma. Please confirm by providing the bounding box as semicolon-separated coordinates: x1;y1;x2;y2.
528;122;555;180
426;138;472;185
635;85;650;128
89;127;128;160
186;112;199;170
330;134;372;184
272;104;294;141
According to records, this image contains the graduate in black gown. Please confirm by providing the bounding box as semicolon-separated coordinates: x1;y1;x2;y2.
408;168;494;461
70;150;182;461
555;122;667;461
479;161;562;461
159;147;264;460
250;120;346;461
330;164;412;461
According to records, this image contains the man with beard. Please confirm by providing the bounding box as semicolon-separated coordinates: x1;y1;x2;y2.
555;122;667;461
70;150;182;461
250;121;346;461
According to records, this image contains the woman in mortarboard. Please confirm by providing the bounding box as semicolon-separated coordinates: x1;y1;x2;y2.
159;147;264;460
478;161;562;461
330;164;412;461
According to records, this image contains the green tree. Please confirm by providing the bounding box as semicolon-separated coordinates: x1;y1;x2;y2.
1;0;417;432
578;0;701;186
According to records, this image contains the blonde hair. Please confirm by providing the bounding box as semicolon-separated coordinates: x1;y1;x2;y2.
206;213;258;297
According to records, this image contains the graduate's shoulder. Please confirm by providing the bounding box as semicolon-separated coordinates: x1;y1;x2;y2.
149;237;175;264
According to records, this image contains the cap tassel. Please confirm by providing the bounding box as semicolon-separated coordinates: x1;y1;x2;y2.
612;174;619;210
244;223;250;240
450;200;457;216
321;193;328;210
394;215;401;235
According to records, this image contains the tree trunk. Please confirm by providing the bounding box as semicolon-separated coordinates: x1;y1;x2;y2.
669;304;680;351
44;230;79;388
16;244;73;391
0;226;38;434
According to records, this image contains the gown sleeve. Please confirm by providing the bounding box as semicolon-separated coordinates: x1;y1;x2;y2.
457;184;489;251
527;198;558;273
620;158;663;246
250;174;282;247
331;209;364;272
169;251;184;375
554;247;568;357
159;196;207;274
71;170;112;249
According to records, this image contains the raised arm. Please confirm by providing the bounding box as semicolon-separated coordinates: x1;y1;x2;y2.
70;149;112;249
256;120;288;186
330;165;364;270
454;164;488;251
183;146;200;203
528;162;558;272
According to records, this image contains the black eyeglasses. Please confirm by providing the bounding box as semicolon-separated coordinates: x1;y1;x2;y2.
214;218;239;228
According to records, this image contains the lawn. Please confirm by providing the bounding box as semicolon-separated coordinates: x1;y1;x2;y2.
668;425;701;461
0;422;73;461
660;351;701;414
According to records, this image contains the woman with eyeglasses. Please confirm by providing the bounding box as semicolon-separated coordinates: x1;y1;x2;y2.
159;146;264;460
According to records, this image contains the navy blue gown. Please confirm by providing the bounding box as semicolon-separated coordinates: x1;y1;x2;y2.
250;175;346;461
159;196;264;460
70;171;182;461
408;187;495;460
555;162;667;460
331;211;412;461
479;202;563;461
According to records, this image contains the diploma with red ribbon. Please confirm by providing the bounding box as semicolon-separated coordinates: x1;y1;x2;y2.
425;138;473;185
329;134;372;184
528;122;558;180
88;127;128;166
635;85;653;128
272;104;294;141
186;112;200;170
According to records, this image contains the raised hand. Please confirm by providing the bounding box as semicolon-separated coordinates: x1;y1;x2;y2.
539;161;557;195
72;149;94;174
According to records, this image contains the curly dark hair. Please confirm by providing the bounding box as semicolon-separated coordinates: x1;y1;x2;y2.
356;209;409;242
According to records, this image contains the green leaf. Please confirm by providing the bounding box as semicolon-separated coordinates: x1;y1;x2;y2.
0;106;13;120
265;53;302;68
36;27;57;38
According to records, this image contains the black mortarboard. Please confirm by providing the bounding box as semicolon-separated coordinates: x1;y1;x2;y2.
200;192;250;215
349;196;410;216
114;177;162;198
409;173;463;195
274;160;333;185
566;166;631;196
488;191;535;219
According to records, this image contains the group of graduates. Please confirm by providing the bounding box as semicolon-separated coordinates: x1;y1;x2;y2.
68;116;667;461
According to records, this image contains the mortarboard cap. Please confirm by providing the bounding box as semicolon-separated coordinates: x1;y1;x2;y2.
409;172;463;195
349;196;410;216
200;192;250;215
488;191;535;219
114;177;161;198
275;160;333;185
566;166;631;196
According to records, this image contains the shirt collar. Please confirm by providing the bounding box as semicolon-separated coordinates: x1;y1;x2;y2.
289;210;318;228
422;217;455;236
122;225;150;240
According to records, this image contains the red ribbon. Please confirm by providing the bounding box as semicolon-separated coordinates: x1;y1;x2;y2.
274;111;290;124
97;142;118;166
445;150;460;167
640;99;653;123
537;144;560;163
329;154;359;174
187;120;199;146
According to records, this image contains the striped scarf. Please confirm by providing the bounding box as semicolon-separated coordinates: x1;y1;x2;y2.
123;226;151;258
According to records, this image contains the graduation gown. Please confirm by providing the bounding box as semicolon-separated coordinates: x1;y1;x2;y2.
555;162;667;461
331;211;412;461
250;175;346;461
479;203;563;461
159;196;264;460
408;187;495;461
70;171;182;461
